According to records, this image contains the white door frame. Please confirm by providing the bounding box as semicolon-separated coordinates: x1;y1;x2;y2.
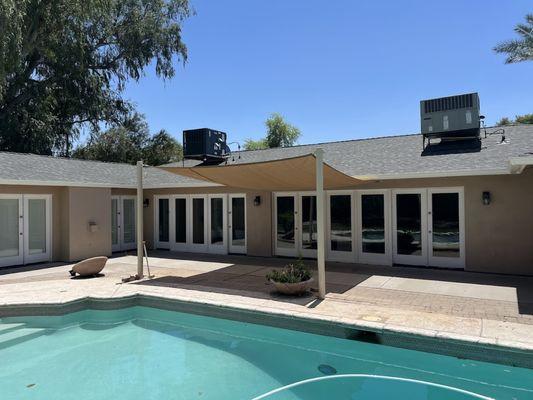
298;191;318;259
356;189;392;266
0;194;24;267
273;192;298;257
228;193;247;254
170;195;190;252
392;188;428;266
326;190;356;263
154;195;171;249
207;194;228;254
189;194;208;253
23;194;52;265
111;195;136;252
428;187;465;269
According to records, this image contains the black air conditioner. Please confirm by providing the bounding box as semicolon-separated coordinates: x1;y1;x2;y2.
183;128;228;163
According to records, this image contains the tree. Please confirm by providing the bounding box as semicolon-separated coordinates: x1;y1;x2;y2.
73;113;182;165
144;129;183;165
243;113;301;150
494;14;533;63
496;114;533;126
0;0;191;156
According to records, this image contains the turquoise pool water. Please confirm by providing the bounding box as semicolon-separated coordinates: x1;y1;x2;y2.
0;306;532;399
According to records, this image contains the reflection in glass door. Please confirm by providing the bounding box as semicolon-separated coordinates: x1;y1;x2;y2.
275;194;297;257
393;189;428;266
190;196;207;252
358;191;391;265
208;195;227;254
327;192;354;262
155;197;170;249
173;196;188;251
300;194;317;258
0;196;23;267
229;194;246;254
428;189;464;268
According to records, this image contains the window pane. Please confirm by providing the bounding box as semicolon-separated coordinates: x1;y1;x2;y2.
158;198;169;242
192;198;205;244
111;199;118;246
175;198;187;243
231;197;245;247
0;199;19;258
301;196;317;250
123;199;136;244
28;199;46;255
361;194;385;254
210;197;224;245
396;193;422;255
330;195;352;252
432;193;460;258
276;197;294;249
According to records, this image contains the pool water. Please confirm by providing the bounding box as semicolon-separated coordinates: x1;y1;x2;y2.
0;306;532;400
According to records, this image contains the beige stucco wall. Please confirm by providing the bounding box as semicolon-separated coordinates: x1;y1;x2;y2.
66;187;112;262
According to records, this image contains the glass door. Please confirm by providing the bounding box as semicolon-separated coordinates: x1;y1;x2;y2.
327;192;355;262
274;193;297;257
23;195;51;264
357;190;391;265
428;188;464;268
392;189;428;266
229;194;246;254
155;196;170;249
111;197;121;252
299;194;317;258
121;197;136;251
189;195;207;252
0;195;23;267
172;196;189;252
208;195;227;254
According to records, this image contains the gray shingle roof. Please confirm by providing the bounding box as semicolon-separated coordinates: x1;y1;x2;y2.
1;124;532;188
0;152;210;188
165;124;533;178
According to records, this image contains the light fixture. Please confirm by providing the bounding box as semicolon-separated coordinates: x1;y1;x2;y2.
482;191;491;205
143;198;150;208
254;195;261;206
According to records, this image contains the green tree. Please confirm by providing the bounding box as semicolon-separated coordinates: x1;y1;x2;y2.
73;113;182;165
496;114;533;126
0;0;191;156
494;14;533;63
144;129;183;165
243;113;301;150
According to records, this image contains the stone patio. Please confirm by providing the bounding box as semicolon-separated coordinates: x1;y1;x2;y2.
1;251;533;352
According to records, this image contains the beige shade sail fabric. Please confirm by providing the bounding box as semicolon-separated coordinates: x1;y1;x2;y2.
160;154;364;191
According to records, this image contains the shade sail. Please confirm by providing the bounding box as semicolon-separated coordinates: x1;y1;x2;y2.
160;153;364;190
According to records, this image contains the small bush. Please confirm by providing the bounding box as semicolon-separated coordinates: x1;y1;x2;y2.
266;258;312;283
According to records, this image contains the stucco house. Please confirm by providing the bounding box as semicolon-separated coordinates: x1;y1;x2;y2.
1;124;532;275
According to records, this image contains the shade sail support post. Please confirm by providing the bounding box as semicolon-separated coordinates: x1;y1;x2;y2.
315;148;326;299
136;160;144;278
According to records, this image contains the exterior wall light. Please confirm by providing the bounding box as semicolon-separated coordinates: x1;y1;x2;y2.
143;198;150;208
482;191;491;205
254;195;261;206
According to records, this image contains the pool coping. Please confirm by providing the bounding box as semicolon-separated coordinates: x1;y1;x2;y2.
1;293;532;369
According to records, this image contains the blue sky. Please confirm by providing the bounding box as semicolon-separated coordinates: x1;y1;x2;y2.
124;0;532;148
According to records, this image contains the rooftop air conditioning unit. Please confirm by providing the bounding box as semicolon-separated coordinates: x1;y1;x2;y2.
420;93;480;145
183;128;229;163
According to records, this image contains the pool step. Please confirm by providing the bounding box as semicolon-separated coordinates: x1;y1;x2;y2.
0;323;26;334
0;327;47;349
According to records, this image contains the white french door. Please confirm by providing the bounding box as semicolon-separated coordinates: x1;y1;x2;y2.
228;194;247;254
111;196;136;252
326;191;356;262
392;188;464;268
0;194;51;268
274;193;298;257
207;195;227;254
392;189;428;266
356;190;392;265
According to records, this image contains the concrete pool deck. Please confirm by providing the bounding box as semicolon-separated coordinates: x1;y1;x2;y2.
1;251;533;356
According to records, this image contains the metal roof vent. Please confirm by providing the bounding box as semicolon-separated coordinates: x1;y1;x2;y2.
421;93;480;149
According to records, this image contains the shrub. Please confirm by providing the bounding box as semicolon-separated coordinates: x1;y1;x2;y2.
266;258;312;283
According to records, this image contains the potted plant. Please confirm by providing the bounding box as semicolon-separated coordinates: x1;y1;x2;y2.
266;258;313;295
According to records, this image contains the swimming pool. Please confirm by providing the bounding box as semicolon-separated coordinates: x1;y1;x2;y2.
0;306;532;399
